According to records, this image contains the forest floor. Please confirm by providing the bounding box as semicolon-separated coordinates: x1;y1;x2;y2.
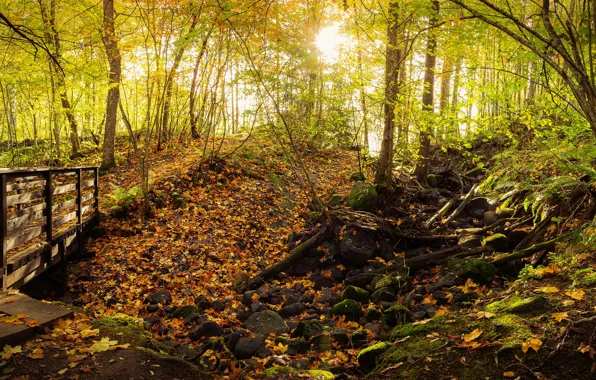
1;136;595;380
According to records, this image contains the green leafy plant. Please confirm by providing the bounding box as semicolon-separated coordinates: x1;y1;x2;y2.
106;185;143;218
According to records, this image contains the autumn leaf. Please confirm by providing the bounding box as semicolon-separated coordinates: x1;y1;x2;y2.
476;311;496;319
536;286;559;294
58;368;68;375
565;289;585;300
84;337;118;354
521;338;542;353
551;312;569;323
80;328;100;339
274;343;287;354
27;348;44;359
2;344;22;359
26;319;40;328
413;318;432;326
463;328;483;342
578;343;596;359
503;371;516;378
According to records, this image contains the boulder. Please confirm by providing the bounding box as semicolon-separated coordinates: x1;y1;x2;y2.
292;319;324;340
331;329;350;347
244;310;289;338
171;305;198;319
365;308;382;322
223;330;245;351
507;230;528;250
340;229;376;266
382;304;412;327
485;295;549;314
482;233;508;252
349;172;366;182
457;259;497;285
348;182;378;211
466;197;489;218
458;234;482;249
329;299;363;321
145;290;172;305
233;337;265;360
483;211;498;226
188;321;222;341
342;286;370;303
373;272;408;292
370;287;396;304
496;207;516;219
357;342;392;374
279;303;306;319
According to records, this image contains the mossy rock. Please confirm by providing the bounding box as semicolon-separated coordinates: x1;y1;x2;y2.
490;314;534;350
457;259;497;285
342;285;370;303
373;272;408;292
348;181;378;212
92;314;170;353
370;287;396;303
350;172;366;182
426;174;438;188
357;342;392;374
382;305;413;327
172;306;199;319
327;194;344;207
482;233;508;252
485;295;549;314
292;320;324;340
496;207;516;219
390;317;447;340
329;299;363;321
262;366;334;379
365;308;383;322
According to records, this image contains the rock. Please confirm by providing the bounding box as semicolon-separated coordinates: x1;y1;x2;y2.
256;347;272;359
327;194;344;207
289;257;321;276
348;181;378;211
458;234;482;249
411;311;426;320
350;172;366;182
145;290;172;305
143;316;160;326
314;334;332;351
496;207;516;219
291;359;311;370
194;294;212;309
244;310;289;338
344;272;378;288
331;329;350;347
262;366;334;380
507;230;528;250
189;321;222;341
242;291;258;306
224;330;245;351
250;301;267;313
280;289;302;306
183;310;203;325
279;303;306;318
342;285;370;303
430;272;458;292
146;304;159;313
329;299;363;321
371;287;396;304
432;291;450;306
378;240;396;262
457;258;497;285
292;319;324;340
330;266;347;281
351;330;369;347
233;272;250;291
233;337;265;360
466;197;489;218
340;229;376;266
373;271;408;292
176;344;200;361
236;308;251;322
310;272;335;290
172;305;198;319
365;308;382;322
453;292;478;308
483;233;509;252
382;304;412;327
485;295;549;314
299;293;315;305
358;342;392;374
483;211;498;226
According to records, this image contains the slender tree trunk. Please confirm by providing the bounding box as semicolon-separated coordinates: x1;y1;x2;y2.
190;28;213;139
101;0;121;169
375;0;401;185
415;0;439;183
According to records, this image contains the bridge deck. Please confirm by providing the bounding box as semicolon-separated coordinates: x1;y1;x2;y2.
0;167;99;289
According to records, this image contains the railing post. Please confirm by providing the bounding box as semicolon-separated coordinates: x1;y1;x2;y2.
76;168;82;256
44;170;53;244
93;167;99;220
1;174;7;289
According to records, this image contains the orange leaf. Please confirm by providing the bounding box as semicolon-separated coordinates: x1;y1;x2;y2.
463;328;483;342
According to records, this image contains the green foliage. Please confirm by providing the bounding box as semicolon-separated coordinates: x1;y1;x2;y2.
106;185;143;218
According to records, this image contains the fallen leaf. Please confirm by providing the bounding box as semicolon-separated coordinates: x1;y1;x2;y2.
27;348;44;360
578;343;596;359
84;337;118;354
521;338;542;353
565;289;585;300
503;371;516;378
2;344;22;359
58;368;68;375
536;286;559;294
476;311;496;319
463;328;483;343
413;319;432;326
551;312;569;323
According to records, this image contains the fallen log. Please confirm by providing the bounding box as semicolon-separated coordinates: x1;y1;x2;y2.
491;232;573;266
382;246;489;273
425;199;455;228
443;184;478;226
237;225;331;292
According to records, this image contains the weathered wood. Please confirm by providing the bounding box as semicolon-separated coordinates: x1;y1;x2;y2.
492;233;573;266
238;226;331;291
443;184;478;226
53;183;76;196
425;199;454;228
6;193;93;223
1;174;7;289
7;210;45;233
6;225;45;251
6;190;44;207
384;246;489;273
6;180;46;192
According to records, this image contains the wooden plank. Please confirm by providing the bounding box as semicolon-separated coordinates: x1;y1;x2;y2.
81;179;94;189
53;210;77;230
5;193;90;221
6;225;45;251
6;190;44;207
1;174;7;289
81;204;93;217
53;183;76;195
6;180;46;192
6;203;45;220
7;209;44;233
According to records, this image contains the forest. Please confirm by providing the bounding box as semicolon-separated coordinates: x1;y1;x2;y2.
0;0;595;379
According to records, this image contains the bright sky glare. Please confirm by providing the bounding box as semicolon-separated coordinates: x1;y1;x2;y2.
316;24;343;62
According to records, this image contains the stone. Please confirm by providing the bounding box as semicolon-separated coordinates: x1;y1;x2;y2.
357;342;392;373
172;305;198;319
143;316;160;326
329;299;363;321
432;291;450;306
244;310;289;338
194;294;212;310
340;229;376;266
351;330;369;347
145;290;172;305
330;266;347;281
483;211;498;226
292;319;324;340
279;303;306;319
242;291;258;306
189;321;222;341
382;305;412;327
299;293;315;305
350;172;366;182
485;295;549;314
370;287;396;304
342;286;370;303
348;181;378;211
310;272;335;290
378;240;396;262
224;330;245;351
289;257;321;276
316;334;332;351
236;308;251;322
331;329;350;347
281;289;302;306
365;308;382;322
327;194;344;207
453;292;478;308
429;272;458;292
250;301;267;313
146;304;159;313
233;337;265;360
373;272;408;292
496;207;516;219
466;197;489;218
457;259;497;285
344;272;378;288
176;344;200;361
411;311;426;320
507;230;529;250
458;234;482;249
483;233;509;252
256;347;272;359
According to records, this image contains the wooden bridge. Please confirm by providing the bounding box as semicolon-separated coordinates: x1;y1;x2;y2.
0;167;99;289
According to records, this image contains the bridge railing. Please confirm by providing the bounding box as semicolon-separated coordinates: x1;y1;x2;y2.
0;166;99;288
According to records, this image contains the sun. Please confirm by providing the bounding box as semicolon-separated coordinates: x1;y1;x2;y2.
316;24;343;62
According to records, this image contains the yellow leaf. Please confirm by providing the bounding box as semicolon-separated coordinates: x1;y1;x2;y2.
521;338;542;354
503;371;516;378
413;318;432;326
27;348;44;360
476;311;496;319
274;343;287;354
551;312;569;323
565;289;585;300
463;328;483;343
80;329;100;339
536;286;559;294
336;351;348;362
578;343;596;359
85;337;118;354
58;368;68;375
2;344;22;359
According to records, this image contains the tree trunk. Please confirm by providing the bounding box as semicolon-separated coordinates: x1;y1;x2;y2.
375;0;401;185
415;0;439;183
100;0;121;169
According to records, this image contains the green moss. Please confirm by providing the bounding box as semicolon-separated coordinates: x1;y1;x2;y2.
373;337;444;375
365;308;382;322
485;295;549;314
458;259;497;285
306;370;335;380
329;299;363;321
483;233;506;243
374;272;408;292
491;314;533;350
348;181;378;211
426;174;438;187
342;285;370;303
390;317;447;339
570;268;596;286
92;314;171;354
382;305;413;327
358;341;391;358
262;367;334;379
350;172;366;181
